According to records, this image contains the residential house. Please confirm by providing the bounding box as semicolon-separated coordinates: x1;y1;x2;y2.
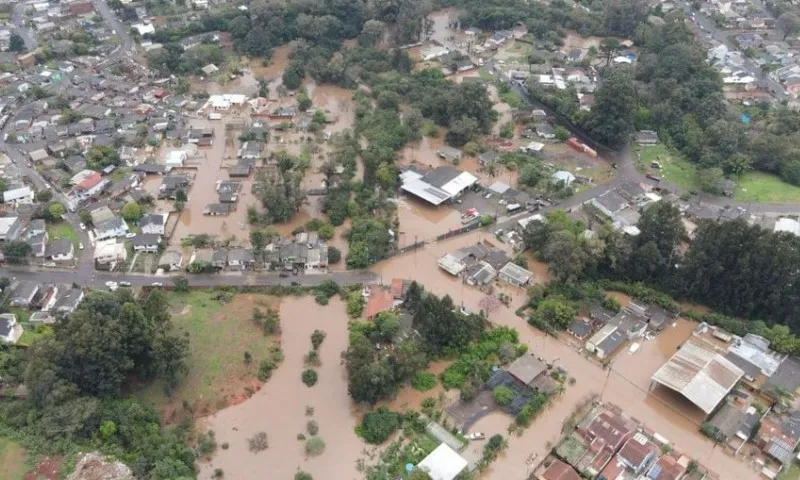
94;239;127;266
536;123;556;139
52;288;84;314
238;141;264;160
27;233;47;258
0;313;23;344
3;186;34;205
736;32;763;49
132;234;161;253
586;324;626;360
498;262;534;287
204;203;233;216
617;434;659;475
211;248;228;269
364;287;395;320
479;150;499;166
74;171;108;200
756;416;800;467
645;454;686;480
634;130;659;146
0;216;21;242
437;146;463;163
568;319;592;340
465;261;497;286
29;311;55;326
571;409;638;477
10;281;40;307
45;238;74;261
140;213;166;235
90;205;116;225
63;155;87;173
227;248;255;269
158;251;183;271
94;217;129;240
26;219;46;239
540;460;581;480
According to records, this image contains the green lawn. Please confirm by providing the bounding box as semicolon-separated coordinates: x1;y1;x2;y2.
734;172;800;203
0;438;28;480
46;221;80;250
635;145;701;191
137;291;282;417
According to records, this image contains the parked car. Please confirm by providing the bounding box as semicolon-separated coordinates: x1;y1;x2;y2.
79;223;86;230
151;282;163;287
125;232;136;238
466;432;486;440
105;281;118;291
119;281;132;287
78;242;84;250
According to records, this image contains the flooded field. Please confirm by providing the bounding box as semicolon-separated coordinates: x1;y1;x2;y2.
372;231;762;480
199;296;363;480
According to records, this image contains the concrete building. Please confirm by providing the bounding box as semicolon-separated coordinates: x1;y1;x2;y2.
3;186;34;205
0;216;21;241
416;443;468;480
94;239;128;265
498;261;534;287
400;167;478;206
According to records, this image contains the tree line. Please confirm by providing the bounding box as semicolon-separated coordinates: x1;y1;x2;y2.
524;203;800;336
0;290;194;479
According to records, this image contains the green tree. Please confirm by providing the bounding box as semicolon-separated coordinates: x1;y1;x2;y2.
48;202;66;220
358;408;400;444
8;34;25;53
374;312;401;342
121;202;142;223
584;68;637;147
533;297;576;329
778;12;800;40
697;167;724;194
492;385;515;406
327;246;341;264
1;240;31;263
359;19;386;46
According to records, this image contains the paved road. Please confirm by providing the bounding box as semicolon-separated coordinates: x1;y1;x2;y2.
682;2;788;100
0;267;379;289
92;0;134;59
12;2;38;51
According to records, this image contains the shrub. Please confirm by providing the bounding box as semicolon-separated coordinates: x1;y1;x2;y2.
305;350;321;366
221;442;229;450
358;408;400;444
492;386;515;407
248;432;269;452
196;430;217;457
295;471;313;480
311;330;326;350
412;372;437;392
306;420;319;435
214;468;224;478
305;436;326;455
258;360;275;381
302;369;318;386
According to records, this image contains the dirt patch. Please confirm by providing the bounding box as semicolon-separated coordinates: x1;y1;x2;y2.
24;456;63;480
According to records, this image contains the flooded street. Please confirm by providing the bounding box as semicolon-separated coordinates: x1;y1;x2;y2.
199;296;362;480
372;232;762;480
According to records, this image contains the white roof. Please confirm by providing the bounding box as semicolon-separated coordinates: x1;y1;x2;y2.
165;150;187;165
651;341;744;414
775;218;800;236
402;179;451;206
517;214;545;230
133;23;155;36
0;216;17;234
438;254;465;276
488;181;511;194
440;171;478;197
94;240;126;259
552;170;576;184
417;444;468;480
3;186;32;202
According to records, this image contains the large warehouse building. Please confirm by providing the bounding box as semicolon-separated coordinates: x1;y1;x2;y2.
400;166;478;206
650;340;745;416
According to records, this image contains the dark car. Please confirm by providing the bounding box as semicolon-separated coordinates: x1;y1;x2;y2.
290;281;300;286
279;271;289;278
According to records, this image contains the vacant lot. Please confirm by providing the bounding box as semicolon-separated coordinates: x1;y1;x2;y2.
45;222;79;250
0;438;28;480
635;145;701;192
734;172;800;203
137;291;283;421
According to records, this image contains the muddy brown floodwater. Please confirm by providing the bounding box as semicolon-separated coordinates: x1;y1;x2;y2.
372;231;762;480
199;296;363;480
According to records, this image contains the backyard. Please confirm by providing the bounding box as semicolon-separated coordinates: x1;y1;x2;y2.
45;221;80;250
136;290;283;421
733;172;800;203
635;145;701;192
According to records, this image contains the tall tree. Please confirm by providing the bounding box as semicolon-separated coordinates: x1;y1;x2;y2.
583;68;637;147
8;33;25;53
777;12;800;41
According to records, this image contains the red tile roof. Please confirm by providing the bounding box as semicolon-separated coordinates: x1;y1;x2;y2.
76;172;102;190
541;460;581;480
599;457;625;480
618;436;658;470
586;411;636;452
364;289;394;319
390;278;406;298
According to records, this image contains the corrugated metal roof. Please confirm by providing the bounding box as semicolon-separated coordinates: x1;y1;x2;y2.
651;341;744;414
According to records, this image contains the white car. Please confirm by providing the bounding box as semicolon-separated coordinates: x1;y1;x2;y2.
78;242;84;250
105;281;119;291
79;223;86;230
125;232;136;239
151;282;163;287
466;432;485;440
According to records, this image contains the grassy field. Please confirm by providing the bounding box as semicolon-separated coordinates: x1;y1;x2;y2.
734;172;800;203
635;145;701;191
137;291;283;420
46;221;80;250
0;438;28;480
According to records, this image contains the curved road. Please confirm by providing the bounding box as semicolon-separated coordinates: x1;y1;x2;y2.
12;2;38;51
92;0;133;60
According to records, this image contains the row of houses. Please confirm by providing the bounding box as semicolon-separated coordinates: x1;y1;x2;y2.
541;404;716;480
437;241;535;288
0;280;86;344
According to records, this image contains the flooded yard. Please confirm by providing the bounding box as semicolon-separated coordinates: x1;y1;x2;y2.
199;296;363;480
372;232;762;480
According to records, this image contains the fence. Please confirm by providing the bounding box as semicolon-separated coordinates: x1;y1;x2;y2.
435;218;486;241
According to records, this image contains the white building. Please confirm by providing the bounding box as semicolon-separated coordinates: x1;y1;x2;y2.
400;167;478;206
164;150;187;171
417;444;468;480
3;186;34;205
140;213;167;235
774;218;800;236
94;239;128;265
132;23;156;36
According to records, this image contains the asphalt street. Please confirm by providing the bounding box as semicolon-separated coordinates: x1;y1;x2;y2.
12;2;38;51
